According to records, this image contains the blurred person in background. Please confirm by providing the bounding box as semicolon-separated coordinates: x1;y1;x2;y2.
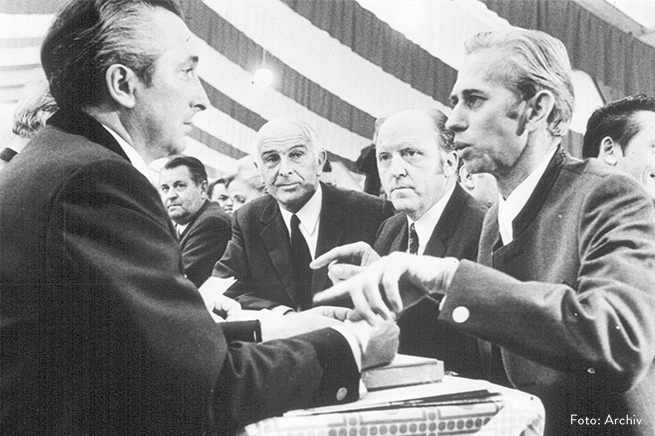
582;94;655;202
1;79;57;170
208;176;234;215
228;154;266;211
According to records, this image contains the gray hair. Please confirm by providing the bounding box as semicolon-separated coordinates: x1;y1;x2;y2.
465;28;575;137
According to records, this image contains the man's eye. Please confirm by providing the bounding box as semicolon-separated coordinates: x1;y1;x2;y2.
465;96;484;108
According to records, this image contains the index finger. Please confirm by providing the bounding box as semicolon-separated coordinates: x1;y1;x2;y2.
310;243;362;269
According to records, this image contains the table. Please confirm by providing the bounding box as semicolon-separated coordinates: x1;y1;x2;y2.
237;376;545;436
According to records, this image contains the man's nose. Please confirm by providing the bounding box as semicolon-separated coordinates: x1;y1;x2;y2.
445;104;466;132
389;154;407;177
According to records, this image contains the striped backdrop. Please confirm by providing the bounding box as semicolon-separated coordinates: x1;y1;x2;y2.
1;0;601;187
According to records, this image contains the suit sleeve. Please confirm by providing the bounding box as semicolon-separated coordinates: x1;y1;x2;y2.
439;174;655;392
182;212;231;287
213;328;360;433
213;210;288;310
58;161;359;434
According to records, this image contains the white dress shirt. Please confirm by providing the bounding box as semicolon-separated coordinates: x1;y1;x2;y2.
498;146;558;245
100;124;156;183
279;183;323;259
406;183;456;255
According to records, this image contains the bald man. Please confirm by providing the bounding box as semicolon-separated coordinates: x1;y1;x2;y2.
213;118;394;312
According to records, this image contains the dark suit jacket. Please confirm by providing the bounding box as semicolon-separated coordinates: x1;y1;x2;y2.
178;200;231;287
0;110;360;435
374;183;487;378
217;183;394;311
439;147;655;436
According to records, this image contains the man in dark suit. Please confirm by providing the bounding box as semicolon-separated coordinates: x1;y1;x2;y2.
159;155;231;287
581;94;655;202
212;118;394;312
313;108;487;378
0;1;398;434
316;28;655;436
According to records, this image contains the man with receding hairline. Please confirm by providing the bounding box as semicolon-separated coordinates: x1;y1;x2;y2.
313;108;487;378
210;118;394;313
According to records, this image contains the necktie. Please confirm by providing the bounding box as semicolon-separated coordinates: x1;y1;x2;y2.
408;223;419;255
290;214;313;310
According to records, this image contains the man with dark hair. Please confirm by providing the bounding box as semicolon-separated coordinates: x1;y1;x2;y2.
313;108;487;378
582;94;655;201
0;1;398;434
211;118;394;313
208;176;234;215
159;155;231;287
317;28;655;436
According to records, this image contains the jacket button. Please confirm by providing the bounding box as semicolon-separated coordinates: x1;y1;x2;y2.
452;306;469;323
336;387;348;401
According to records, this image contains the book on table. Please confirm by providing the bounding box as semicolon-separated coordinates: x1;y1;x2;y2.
362;353;444;391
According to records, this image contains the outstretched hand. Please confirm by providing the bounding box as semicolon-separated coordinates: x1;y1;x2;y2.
310;241;381;285
314;252;460;325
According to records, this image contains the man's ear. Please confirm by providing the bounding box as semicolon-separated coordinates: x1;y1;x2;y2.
599;136;622;166
458;165;475;190
106;64;138;109
524;90;555;133
443;150;459;178
200;180;209;199
316;149;327;174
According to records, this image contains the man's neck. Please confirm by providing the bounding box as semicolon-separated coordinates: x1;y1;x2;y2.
84;107;155;165
497;135;561;199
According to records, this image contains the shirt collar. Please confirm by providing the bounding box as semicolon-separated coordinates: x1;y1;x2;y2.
498;146;558;244
406;182;456;255
279;183;323;236
100;124;154;182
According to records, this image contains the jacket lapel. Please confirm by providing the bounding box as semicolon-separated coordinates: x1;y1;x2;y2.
423;184;468;257
179;200;210;245
259;198;298;306
313;184;345;293
388;218;409;253
511;146;565;238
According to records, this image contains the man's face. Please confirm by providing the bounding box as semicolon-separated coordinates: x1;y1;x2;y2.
129;8;209;160
446;50;528;180
257;122;325;213
210;182;233;215
376;110;454;221
159;165;207;225
616;111;655;200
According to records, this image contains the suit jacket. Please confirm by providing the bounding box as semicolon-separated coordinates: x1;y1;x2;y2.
0;110;360;435
374;183;487;378
438;147;655;436
217;183;394;311
178;200;231;287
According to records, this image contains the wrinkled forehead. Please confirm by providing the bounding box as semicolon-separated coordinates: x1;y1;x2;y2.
256;119;315;153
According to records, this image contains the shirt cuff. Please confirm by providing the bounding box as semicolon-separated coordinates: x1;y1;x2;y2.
271;305;295;316
328;324;368;398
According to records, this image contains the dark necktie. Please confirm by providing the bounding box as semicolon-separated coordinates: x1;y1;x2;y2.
290;214;313;310
408;223;419;255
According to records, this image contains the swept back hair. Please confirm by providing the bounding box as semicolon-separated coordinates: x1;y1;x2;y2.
41;0;182;111
465;28;575;137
